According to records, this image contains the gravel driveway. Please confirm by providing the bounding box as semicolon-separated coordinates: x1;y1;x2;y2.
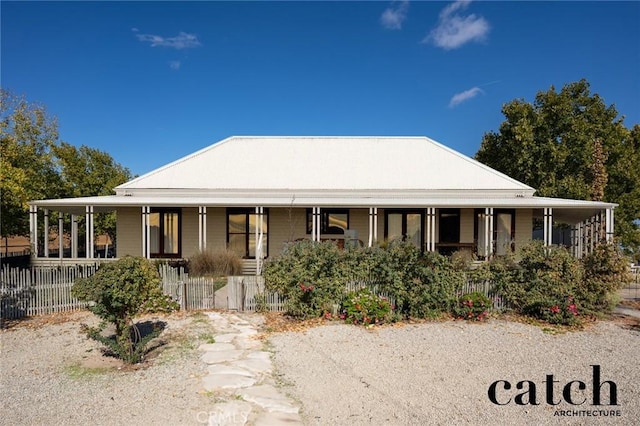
2;311;638;425
269;318;640;425
0;311;215;425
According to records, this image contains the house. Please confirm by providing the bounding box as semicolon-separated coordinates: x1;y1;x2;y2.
29;136;616;272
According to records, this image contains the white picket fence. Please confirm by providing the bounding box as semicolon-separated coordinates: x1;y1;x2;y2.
1;265;97;319
0;264;222;320
227;276;286;312
459;279;509;311
158;265;218;310
226;276;506;313
3;263;637;320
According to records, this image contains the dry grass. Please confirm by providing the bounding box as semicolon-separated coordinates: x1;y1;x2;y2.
188;249;243;277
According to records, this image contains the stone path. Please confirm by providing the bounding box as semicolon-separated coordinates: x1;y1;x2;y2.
198;312;303;426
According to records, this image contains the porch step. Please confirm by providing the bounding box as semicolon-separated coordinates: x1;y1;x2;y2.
242;259;258;275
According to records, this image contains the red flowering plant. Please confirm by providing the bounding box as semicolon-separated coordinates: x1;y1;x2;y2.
542;295;581;325
341;288;394;326
453;292;492;321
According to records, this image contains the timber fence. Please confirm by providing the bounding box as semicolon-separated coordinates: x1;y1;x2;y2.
3;264;638;320
227;276;286;312
0;264;97;320
158;265;218;311
1;264;222;320
226;276;506;313
622;265;640;301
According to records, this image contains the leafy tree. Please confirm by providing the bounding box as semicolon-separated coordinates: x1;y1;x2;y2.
476;79;640;256
53;142;132;243
1;89;132;248
1;90;61;244
71;256;178;363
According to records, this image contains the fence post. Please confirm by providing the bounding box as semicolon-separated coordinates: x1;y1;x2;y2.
181;280;187;311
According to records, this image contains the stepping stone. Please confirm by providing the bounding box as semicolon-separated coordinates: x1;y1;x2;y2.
237;385;299;414
246;351;270;360
214;333;239;343
227;315;244;323
234;337;262;350
253;411;304;426
207;365;255;377
233;326;258;336
207;312;226;321
202;401;253;426
229;358;272;375
201;350;245;364
199;342;236;352
203;374;257;391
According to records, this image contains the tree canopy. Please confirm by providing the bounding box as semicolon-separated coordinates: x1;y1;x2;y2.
1;89;132;242
475;79;640;258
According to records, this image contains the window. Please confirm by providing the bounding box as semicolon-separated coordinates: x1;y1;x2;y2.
227;208;268;258
474;209;515;257
438;209;460;244
495;210;515;256
384;210;423;248
149;208;181;258
306;209;349;235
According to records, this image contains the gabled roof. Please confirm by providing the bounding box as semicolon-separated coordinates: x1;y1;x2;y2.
116;136;534;196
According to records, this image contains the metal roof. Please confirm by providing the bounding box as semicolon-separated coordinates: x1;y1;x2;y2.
30;135;616;224
116;136;535;194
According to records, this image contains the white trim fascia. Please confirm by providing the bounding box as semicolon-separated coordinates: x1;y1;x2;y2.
29;194;617;211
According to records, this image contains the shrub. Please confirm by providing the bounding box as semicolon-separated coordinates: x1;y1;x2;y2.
263;241;346;318
263;239;465;320
71;256;178;363
189;249;243;277
579;242;632;316
454;292;491;321
489;242;584;325
486;241;630;325
380;242;464;318
450;249;476;271
341;288;393;325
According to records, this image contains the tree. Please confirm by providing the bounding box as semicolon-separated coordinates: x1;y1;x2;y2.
1;89;62;245
476;79;640;256
1;89;132;246
71;256;178;363
53;142;132;243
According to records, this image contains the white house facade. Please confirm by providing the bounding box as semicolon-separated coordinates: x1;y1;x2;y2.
29;136;616;272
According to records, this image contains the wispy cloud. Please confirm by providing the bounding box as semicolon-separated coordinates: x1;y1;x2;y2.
380;1;409;30
424;1;489;50
169;60;181;70
135;31;201;49
449;87;484;108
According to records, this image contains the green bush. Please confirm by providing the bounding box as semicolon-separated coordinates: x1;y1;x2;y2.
341;288;393;325
72;256;178;363
263;239;464;320
188;249;243;277
486;241;631;325
264;237;630;326
379;242;464;318
579;242;632;316
454;292;491;321
263;241;346;318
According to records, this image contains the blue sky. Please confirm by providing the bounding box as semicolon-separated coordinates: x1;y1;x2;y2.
3;1;639;176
